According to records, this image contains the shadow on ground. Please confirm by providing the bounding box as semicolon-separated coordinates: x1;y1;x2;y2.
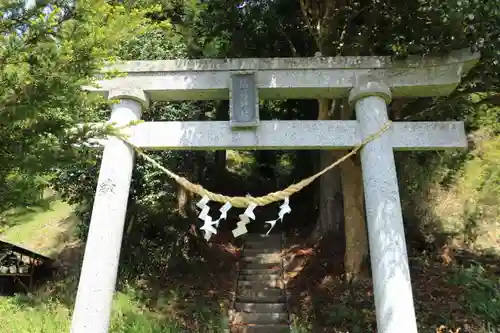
284;231;500;333
0;194;59;232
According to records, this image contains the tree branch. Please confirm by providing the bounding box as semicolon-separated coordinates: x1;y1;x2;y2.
299;0;321;52
270;6;299;57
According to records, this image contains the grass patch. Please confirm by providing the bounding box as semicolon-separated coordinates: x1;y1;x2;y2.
0;197;75;256
0;195;234;333
0;296;70;333
0;264;228;333
0;288;191;333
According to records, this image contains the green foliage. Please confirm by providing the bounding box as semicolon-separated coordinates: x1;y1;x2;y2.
459;131;500;247
290;313;313;333
118;29;187;60
51;15;218;274
462;131;500;203
0;171;48;209
108;292;183;333
0;296;70;333
0;0;151;211
399;102;499;249
450;263;500;328
320;304;375;333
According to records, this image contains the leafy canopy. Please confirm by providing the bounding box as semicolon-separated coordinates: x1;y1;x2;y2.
0;0;151;209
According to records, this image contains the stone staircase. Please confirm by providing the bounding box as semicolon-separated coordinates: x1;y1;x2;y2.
230;234;290;333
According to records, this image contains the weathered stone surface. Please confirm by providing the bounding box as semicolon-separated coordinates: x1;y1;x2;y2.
70;98;146;333
243;234;282;241
240;267;282;275
237;285;285;297
243;248;283;255
350;80;418;333
238;273;281;282
87;50;479;101
233;312;288;325
230;73;259;128
124;120;467;150
236;286;284;298
244;242;282;250
231;324;289;333
234;302;287;313
238;280;284;289
234;233;289;319
243;262;282;270
107;88;150;109
236;292;287;303
390;122;467;150
245;239;282;247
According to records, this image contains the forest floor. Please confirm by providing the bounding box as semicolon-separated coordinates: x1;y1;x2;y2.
0;195;239;333
284;232;500;333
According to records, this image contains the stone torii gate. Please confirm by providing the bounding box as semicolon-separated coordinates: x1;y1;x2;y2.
70;50;479;333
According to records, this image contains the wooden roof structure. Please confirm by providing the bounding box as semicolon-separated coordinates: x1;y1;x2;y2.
0;239;52;263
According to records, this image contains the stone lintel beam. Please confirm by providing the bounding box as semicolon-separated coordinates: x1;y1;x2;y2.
85;49;480;101
115;120;466;150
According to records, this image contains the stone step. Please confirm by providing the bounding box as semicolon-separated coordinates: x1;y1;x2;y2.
244;245;282;252
236;289;287;303
237;285;285;297
244;237;281;244
242;253;282;264
239;273;281;282
243;248;283;255
244;242;282;250
231;324;290;333
240;267;281;275
233;312;288;325
243;262;282;270
234;302;287;313
243;234;282;241
238;280;284;289
237;284;285;293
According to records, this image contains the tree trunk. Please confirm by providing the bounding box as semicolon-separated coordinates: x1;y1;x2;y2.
214;151;226;177
299;0;370;278
214;100;228;178
256;151;277;180
341;155;368;281
318;150;343;235
340;101;368;281
312;99;344;240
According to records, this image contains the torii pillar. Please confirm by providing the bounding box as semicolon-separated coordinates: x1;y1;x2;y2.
349;78;417;333
70;88;149;333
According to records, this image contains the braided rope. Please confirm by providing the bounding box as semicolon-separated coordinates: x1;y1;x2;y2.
115;121;392;208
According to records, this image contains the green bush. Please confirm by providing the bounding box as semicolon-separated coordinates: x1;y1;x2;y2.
450;263;500;327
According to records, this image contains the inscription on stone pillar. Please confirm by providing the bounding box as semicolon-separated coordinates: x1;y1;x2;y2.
230;73;259;129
